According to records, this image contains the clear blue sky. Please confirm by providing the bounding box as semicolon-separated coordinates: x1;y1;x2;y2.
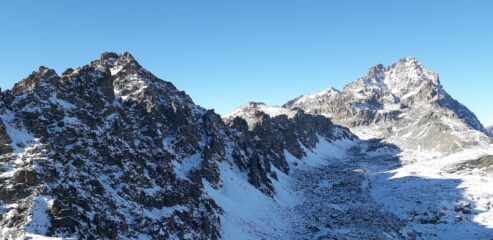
1;1;492;125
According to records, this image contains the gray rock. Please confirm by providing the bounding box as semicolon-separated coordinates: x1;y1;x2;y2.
284;57;491;152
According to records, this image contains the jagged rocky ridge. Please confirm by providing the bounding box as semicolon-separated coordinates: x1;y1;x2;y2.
284;57;491;152
222;59;493;239
224;102;355;170
0;52;355;239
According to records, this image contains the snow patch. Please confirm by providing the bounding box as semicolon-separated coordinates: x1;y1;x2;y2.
25;195;54;235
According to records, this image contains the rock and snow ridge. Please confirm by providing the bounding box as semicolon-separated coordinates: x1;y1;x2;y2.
284;57;491;153
222;102;298;128
0;52;357;239
225;57;493;239
1;53;492;239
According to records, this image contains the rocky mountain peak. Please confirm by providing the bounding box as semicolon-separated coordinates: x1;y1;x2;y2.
91;51;141;75
59;52;194;110
223;102;298;128
397;56;420;65
11;66;59;93
99;51;136;64
389;57;439;89
285;57;490;152
366;63;385;81
344;57;440;100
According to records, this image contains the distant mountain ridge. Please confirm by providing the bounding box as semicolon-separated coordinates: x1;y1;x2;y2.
283;57;490;152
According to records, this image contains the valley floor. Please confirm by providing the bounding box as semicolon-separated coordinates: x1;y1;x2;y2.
290;154;409;239
212;139;493;240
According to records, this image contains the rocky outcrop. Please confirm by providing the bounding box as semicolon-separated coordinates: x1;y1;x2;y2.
225;103;355;175
447;155;493;174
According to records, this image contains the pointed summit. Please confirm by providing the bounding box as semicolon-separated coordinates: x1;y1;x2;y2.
11;66;59;93
100;51;136;62
384;56;441;98
223;101;298;128
285;56;490;152
95;52;141;73
398;56;420;63
100;51;119;61
387;56;426;72
341;56;441;102
366;63;385;80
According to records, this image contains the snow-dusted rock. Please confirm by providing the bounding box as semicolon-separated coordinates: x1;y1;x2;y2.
285;57;491;153
0;52;356;239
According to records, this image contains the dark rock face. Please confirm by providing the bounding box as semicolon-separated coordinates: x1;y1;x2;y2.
227;108;355;171
0;53;224;239
447;155;493;173
284;57;491;152
0;52;355;239
224;103;356;195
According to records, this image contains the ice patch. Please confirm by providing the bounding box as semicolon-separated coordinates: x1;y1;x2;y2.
25;195;54;235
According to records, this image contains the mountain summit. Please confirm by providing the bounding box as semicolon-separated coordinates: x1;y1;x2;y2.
285;57;490;153
0;52;356;239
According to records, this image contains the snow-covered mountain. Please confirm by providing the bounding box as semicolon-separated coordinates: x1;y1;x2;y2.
0;52;356;239
284;57;491;153
224;99;493;239
1;53;493;239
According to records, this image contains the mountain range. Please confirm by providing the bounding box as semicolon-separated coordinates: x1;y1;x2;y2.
0;53;492;239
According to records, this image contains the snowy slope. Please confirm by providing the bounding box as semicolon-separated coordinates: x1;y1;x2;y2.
364;146;493;240
2;53;492;239
225;57;493;239
208;126;493;239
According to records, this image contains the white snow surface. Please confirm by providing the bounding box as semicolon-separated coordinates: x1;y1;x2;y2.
208;133;493;239
365;146;493;239
205;138;359;239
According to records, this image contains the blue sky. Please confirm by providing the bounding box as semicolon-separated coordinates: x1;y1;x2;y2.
1;1;492;125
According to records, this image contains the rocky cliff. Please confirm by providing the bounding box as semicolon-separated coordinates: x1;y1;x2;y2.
0;52;355;239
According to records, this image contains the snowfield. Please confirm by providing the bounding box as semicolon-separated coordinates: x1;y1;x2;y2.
208;136;493;239
366;146;493;240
